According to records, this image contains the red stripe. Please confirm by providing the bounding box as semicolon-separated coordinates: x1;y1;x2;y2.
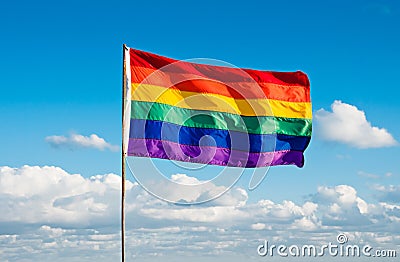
129;48;310;102
129;48;309;86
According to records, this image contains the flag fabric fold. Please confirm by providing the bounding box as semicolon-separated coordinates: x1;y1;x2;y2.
124;47;311;168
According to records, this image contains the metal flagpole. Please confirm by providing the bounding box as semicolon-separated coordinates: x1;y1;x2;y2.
121;43;127;262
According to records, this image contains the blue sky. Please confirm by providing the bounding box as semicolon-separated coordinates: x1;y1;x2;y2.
1;0;400;261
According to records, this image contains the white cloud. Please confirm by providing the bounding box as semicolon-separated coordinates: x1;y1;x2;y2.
0;165;134;226
315;100;398;148
45;133;119;151
374;184;400;203
380;202;400;223
149;173;248;206
250;223;267;230
358;171;380;179
385;172;394;177
0;165;399;261
290;217;318;231
310;184;384;228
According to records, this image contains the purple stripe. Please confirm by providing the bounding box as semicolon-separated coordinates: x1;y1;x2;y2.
128;138;304;168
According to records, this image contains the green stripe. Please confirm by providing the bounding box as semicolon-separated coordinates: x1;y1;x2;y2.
131;101;312;136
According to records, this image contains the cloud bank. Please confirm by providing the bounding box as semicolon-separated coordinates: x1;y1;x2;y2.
315;100;398;148
0;165;399;261
45;133;119;151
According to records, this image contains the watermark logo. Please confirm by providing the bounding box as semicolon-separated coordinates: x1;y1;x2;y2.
336;233;348;244
257;233;397;258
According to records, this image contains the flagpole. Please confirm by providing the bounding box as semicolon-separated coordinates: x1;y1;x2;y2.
121;43;127;262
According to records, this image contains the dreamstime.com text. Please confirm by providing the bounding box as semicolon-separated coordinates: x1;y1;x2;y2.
257;233;397;258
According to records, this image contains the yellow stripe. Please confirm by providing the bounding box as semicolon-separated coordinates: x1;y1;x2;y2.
131;83;312;119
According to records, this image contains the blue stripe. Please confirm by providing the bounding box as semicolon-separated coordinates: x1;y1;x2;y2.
129;119;311;153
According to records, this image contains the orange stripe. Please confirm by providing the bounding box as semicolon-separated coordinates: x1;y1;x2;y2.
130;65;310;102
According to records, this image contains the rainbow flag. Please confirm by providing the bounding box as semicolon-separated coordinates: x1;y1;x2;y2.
123;47;311;168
